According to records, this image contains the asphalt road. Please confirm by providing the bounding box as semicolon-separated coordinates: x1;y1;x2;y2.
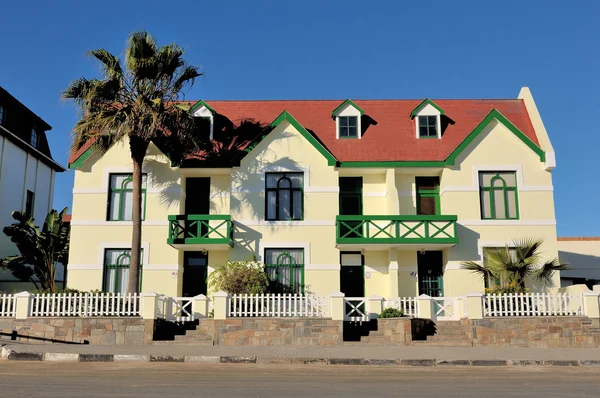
1;363;600;397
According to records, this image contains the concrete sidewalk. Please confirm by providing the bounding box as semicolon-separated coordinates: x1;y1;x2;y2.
3;342;600;365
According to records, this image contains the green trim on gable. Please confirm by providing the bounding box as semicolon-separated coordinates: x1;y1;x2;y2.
189;99;215;114
409;98;445;119
445;109;545;165
243;110;338;166
331;99;365;118
68;147;95;169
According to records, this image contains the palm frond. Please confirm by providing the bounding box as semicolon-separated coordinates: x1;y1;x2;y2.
536;258;572;283
87;49;123;80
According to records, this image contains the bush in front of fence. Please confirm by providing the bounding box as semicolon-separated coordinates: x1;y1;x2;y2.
208;259;269;295
379;308;405;318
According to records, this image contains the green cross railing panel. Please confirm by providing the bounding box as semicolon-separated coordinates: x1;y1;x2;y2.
167;214;233;246
336;215;459;245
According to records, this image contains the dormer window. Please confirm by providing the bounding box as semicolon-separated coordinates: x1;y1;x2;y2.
410;98;444;139
332;99;364;140
339;116;358;138
190;99;215;140
0;105;5;126
418;116;438;138
30;128;39;148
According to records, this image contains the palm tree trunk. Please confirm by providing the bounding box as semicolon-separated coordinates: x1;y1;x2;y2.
128;156;144;294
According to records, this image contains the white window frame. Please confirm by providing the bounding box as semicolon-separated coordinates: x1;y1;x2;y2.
193;105;214;140
414;104;441;139
335;104;362;139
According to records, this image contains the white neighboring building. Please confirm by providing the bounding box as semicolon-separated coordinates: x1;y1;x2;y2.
0;86;65;292
558;237;600;288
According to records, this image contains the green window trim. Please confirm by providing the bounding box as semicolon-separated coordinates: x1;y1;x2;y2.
479;171;520;220
338;116;359;139
265;172;304;221
264;248;305;294
107;174;147;221
102;249;144;293
331;99;365;118
416;177;440;215
418;115;439;138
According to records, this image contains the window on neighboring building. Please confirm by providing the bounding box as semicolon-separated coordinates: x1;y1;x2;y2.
479;171;519;220
30;128;39;148
0;105;5;125
107;174;147;221
418;115;438;138
338;116;359;138
416;176;440;215
103;248;143;293
265;172;303;221
24;190;35;218
264;248;304;293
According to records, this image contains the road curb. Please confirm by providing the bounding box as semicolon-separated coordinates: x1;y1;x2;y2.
3;349;600;367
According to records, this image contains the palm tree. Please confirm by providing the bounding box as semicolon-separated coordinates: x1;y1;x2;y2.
461;238;571;292
1;208;70;292
63;31;203;293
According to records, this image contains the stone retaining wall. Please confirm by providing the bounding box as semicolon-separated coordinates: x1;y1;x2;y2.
198;318;343;346
0;318;154;345
466;317;600;348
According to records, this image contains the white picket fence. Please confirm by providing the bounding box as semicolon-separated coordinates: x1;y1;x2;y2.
31;293;141;317
483;293;584;317
230;294;326;317
384;297;418;317
0;294;16;317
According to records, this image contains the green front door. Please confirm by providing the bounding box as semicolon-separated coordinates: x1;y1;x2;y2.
417;251;444;296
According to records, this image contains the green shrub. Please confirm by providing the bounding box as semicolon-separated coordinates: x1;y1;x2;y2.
379;308;405;318
207;259;269;295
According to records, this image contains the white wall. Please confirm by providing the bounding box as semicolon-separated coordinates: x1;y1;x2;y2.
0;136;56;289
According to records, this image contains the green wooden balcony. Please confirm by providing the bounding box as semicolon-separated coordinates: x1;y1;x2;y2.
336;215;459;247
168;214;233;248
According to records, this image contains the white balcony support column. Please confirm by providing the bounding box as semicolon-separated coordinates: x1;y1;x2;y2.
388;249;399;297
329;292;345;321
213;291;230;320
14;291;33;320
141;292;159;320
192;294;209;319
368;295;384;319
417;294;433;320
583;293;600;318
466;293;484;320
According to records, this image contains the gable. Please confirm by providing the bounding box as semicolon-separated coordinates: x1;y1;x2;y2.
241;111;338;167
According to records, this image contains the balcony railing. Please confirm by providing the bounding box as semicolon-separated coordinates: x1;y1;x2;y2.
336;215;458;245
168;214;233;246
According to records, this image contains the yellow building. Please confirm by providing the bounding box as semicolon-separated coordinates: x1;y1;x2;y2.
66;87;559;298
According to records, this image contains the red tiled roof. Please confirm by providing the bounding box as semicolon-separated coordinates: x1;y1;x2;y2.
68;99;541;164
63;214;71;223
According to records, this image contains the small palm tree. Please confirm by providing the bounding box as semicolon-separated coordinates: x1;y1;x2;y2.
461;238;570;292
63;31;203;293
1;208;70;292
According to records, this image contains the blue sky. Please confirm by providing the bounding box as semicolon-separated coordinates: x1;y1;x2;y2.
0;0;598;236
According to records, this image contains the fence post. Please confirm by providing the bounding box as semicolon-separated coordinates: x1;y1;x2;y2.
192;294;209;319
417;294;433;320
368;295;384;319
14;291;33;320
583;293;600;318
466;293;484;320
328;292;345;321
213;291;229;320
140;292;159;320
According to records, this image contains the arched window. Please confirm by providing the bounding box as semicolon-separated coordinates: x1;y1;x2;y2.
265;172;303;220
264;248;304;293
479;172;519;220
103;249;144;293
108;174;147;221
